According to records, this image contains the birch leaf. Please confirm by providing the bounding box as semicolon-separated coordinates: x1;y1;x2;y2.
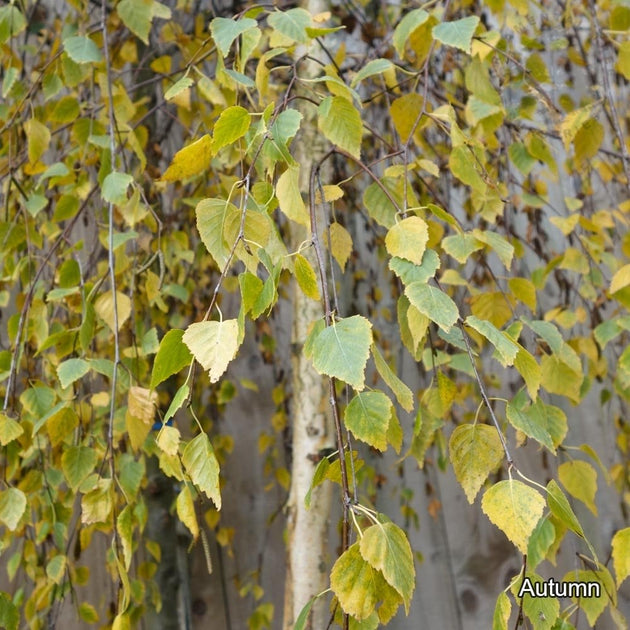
183;320;240;383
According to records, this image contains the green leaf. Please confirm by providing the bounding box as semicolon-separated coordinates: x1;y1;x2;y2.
164;75;194;100
182;433;221;509
210;17;257;57
388;249;440;286
612;527;630;587
449;423;504;503
344;391;393;451
546;480;584;538
558;460;597;516
492;591;511;630
559;569;611;626
449;146;486;193
183;320;240;383
359;522;415;612
150;330;193;389
267;8;311;44
481;480;545;553
506;398;564;452
164;385;190;425
62;446;97;491
465;316;519;366
393;9;429;58
57;358;90;389
405;282;459;333
527;517;556;570
472;230;514;270
351;59;393;87
0;488;26;531
432;16;480;54
518;573;560;630
102;172;133;205
161;135;212;181
441;233;483;264
294;254;320;300
310;316;373;390
0;592;19;630
63;35;103;63
0;413;24;446
117;0;151;44
371;344;414;412
318;96;362;159
46;555;66;584
294;593;318;630
212;106;251;153
196;197;238;269
385;217;428;265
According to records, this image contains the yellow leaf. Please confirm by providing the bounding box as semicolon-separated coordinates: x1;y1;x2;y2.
94;291;131;332
24;118;51;164
385;216;429;264
176;484;199;539
276;166;308;226
558;460;598;516
449;423;503;503
610;264;630;294
390;93;424;143
294;253;320;300
157;425;181;456
183;319;240;383
315;184;344;203
128;386;157;424
612;528;630;587
161;134;212;182
482;480;545;553
329;222;353;271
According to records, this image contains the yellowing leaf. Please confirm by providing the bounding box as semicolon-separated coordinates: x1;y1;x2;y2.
94;291;131;332
176;484;200;539
276;166;308;226
62;446;97;491
212;106;251;153
393;9;429;58
558;460;598;516
310;315;372;390
81;478;113;525
371;344;414;412
128;386;157;425
63;35;103;64
329;222;353;271
344;391;393;451
182;433;221;509
450;423;504;504
612;527;630;587
182;319;240;383
359;522;415;611
161;135;212;181
117;0;171;44
330;543;382;620
390;93;424;143
559;103;598;149
24;118;51;164
514;348;541;399
267;8;311;44
318;96;362;158
385;216;428;264
155;419;180;454
508;278;537;312
0;413;24;446
46;555;66;585
0;488;26;531
294;254;320;300
610;264;630;294
481;480;545;553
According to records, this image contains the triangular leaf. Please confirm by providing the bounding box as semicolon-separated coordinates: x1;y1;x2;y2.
449;423;504;503
183;320;240;383
182;433;221;509
318;96;362;159
310;316;372;390
385;216;429;265
344;391;393;451
161;135;212;181
482;480;545;553
150;329;193;389
432;16;480;54
405;282;459;332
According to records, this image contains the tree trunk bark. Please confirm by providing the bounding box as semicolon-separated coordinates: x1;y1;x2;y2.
283;1;335;627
